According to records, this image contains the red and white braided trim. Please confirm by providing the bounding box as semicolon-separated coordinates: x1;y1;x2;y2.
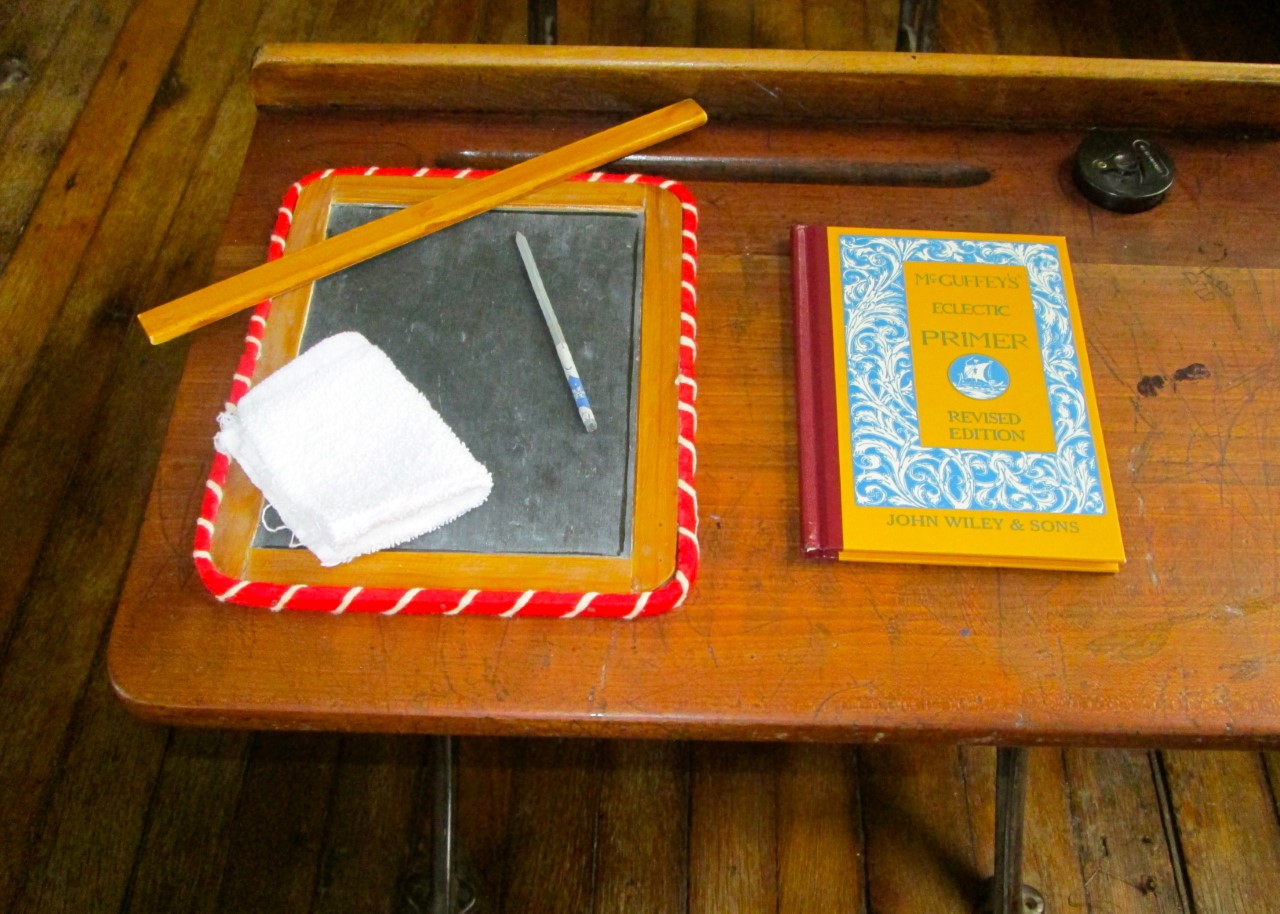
193;167;700;618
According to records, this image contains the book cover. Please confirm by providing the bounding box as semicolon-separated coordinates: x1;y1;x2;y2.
792;225;1124;572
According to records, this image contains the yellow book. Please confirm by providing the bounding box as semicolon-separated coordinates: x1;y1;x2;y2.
791;225;1124;572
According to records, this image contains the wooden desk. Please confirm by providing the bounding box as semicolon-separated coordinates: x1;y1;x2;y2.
111;46;1280;751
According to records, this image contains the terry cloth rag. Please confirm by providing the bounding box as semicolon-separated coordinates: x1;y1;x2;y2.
214;331;493;566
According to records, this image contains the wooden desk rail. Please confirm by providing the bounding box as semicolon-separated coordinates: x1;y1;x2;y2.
251;44;1280;132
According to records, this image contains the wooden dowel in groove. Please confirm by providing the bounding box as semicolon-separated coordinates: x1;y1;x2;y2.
437;150;991;187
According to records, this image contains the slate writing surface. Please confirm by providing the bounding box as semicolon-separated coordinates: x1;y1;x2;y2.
253;203;645;557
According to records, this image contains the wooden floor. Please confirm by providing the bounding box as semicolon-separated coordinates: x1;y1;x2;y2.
3;1;1280;911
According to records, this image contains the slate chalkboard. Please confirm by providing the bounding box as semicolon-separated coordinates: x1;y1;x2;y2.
252;203;645;558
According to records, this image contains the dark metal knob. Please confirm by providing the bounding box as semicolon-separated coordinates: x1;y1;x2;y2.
1073;132;1176;213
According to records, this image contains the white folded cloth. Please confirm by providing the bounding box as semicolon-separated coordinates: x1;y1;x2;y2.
214;331;493;566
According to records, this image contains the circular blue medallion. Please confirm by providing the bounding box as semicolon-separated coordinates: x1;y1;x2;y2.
948;354;1010;400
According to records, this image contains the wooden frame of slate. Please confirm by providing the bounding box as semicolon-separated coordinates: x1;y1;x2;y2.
207;173;684;595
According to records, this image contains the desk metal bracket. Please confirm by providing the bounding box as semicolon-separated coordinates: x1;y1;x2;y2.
977;747;1047;914
897;0;939;52
400;736;475;914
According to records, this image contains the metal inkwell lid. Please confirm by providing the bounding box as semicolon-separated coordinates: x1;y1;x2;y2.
1072;131;1176;213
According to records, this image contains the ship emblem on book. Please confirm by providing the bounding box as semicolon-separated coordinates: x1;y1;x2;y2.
948;354;1010;400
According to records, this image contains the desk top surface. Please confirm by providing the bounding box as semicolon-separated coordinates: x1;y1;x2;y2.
110;47;1280;747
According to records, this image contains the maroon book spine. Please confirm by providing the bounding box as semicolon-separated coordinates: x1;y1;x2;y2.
790;225;843;557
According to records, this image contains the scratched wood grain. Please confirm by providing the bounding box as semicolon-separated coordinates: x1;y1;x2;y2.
0;0;202;900
935;0;1001;53
0;0;342;909
1161;750;1280;913
690;743;780;912
104;103;1280;914
692;0;755;48
123;730;252;914
1168;0;1280;62
0;0;198;446
0;0;194;646
112;102;1280;744
1021;749;1182;914
777;744;865;913
453;738;518;913
0;0;271;637
8;659;169;914
497;739;604;914
640;0;698;47
214;732;342;912
4;2;1280;914
1062;748;1187;913
807;0;897;51
858;745;987;911
859;747;1191;914
1265;751;1280;806
0;0;137;272
593;741;691;914
310;736;428;913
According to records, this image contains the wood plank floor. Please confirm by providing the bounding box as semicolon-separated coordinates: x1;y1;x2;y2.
2;2;1279;911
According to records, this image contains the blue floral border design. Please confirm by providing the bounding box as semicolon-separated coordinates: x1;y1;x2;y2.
838;233;1105;514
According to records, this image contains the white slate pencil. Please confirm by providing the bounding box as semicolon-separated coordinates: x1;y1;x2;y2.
514;231;598;433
